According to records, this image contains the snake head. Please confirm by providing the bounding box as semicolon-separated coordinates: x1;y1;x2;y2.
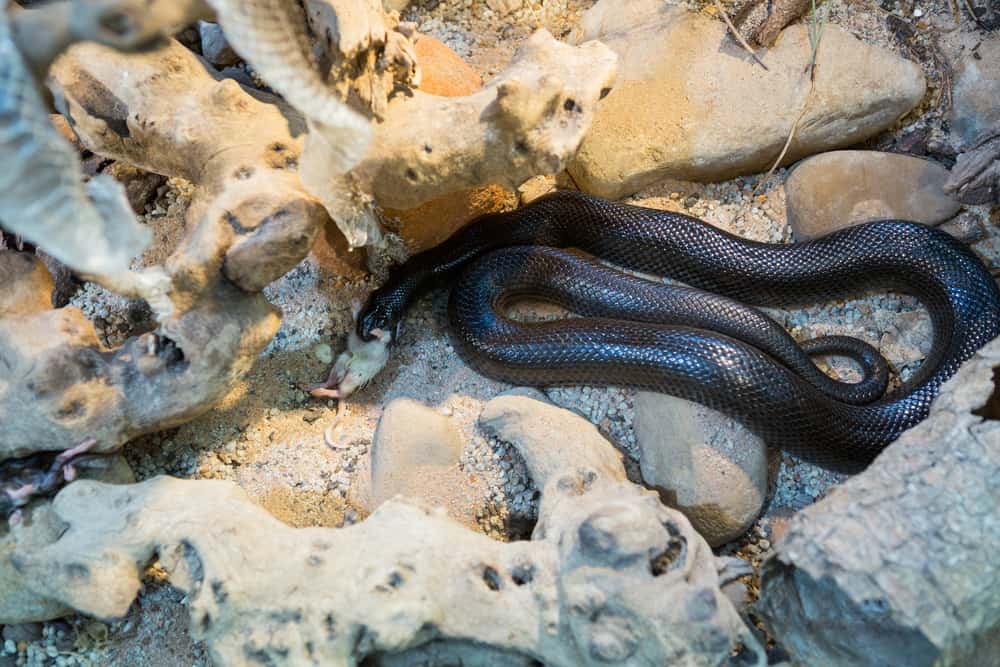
357;290;404;342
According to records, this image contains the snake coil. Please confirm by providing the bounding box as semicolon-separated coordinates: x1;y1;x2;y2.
359;192;1000;472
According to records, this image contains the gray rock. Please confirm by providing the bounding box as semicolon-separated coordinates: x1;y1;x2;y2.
353;398;487;529
566;0;925;198
784;151;960;241
759;335;1000;667
197;21;240;68
633;391;769;547
951;35;1000;144
1;622;41;643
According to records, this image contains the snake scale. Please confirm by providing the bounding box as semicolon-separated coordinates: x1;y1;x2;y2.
356;191;1000;472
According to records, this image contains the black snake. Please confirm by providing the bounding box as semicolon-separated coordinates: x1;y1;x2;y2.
358;191;1000;472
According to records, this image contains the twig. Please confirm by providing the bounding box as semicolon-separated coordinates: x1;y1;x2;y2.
804;0;827;82
713;0;770;71
752;0;827;196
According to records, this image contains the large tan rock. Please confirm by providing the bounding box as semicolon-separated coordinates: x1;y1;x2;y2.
384;183;516;253
785;151;961;241
633;391;769;547
412;34;482;97
567;0;926;198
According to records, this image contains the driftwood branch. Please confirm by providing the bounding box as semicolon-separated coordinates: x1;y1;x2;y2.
758;334;1000;666
6;395;764;666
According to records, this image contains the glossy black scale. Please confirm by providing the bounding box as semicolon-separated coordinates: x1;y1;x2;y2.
360;191;1000;473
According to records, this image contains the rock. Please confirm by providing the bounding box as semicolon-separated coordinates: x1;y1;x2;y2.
382;0;410;10
951;35;1000;144
1;455;134;624
355;398;487;529
763;506;797;546
1;623;41;643
633;391;769;547
938;210;986;245
735;0;811;47
412;35;482;97
478;392;624;485
945;129;1000;205
198;21;240;67
384;184;515;253
35;250;80;309
382;36;515;252
313;343;334;364
0;252;53;317
784;151;960;241
309;215;368;280
567;1;925;198
486;0;523;16
517;175;557;205
721;579;749;613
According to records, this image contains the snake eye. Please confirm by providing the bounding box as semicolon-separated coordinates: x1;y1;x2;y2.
358;305;389;341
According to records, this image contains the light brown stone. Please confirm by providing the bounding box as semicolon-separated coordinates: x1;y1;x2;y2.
384;184;515;253
486;0;523;17
784;151;961;241
354;398;487;529
310;215;369;280
633;391;769;547
0;251;54;317
567;0;926;198
478;391;625;485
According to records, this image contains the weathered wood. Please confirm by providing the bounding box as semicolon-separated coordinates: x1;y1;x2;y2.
759;335;1000;666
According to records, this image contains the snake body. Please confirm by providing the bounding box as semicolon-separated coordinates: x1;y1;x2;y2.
359;191;1000;471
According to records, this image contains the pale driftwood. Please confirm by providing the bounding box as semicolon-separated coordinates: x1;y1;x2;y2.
0;0;175;294
303;0;419;120
758;334;1000;666
9;396;764;667
310;27;617;247
1;39;330;462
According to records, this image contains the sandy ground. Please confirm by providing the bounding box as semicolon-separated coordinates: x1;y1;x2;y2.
5;0;1000;664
